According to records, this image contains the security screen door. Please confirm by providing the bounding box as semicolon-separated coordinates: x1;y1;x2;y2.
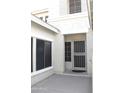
73;41;86;70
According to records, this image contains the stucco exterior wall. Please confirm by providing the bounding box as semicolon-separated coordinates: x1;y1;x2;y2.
86;30;93;76
31;21;56;41
48;13;89;34
48;0;60;19
48;0;88;18
48;0;90;34
64;33;86;41
53;34;65;73
59;0;68;15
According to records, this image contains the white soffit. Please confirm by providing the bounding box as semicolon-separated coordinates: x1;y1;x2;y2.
31;15;60;33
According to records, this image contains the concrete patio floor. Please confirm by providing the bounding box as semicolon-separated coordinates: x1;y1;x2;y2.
31;74;92;93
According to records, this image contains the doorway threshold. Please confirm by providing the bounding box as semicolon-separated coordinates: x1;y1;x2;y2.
60;70;90;77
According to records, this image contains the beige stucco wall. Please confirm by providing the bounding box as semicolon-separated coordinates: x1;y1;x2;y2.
31;21;56;40
53;33;65;73
48;13;89;34
64;33;86;41
86;30;93;76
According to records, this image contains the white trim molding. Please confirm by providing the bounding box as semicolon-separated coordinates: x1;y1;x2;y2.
31;15;60;33
48;12;88;22
31;66;53;77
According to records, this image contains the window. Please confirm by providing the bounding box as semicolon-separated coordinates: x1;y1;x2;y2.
36;39;45;70
74;41;85;52
69;0;81;14
65;42;71;62
44;41;51;67
31;38;52;73
36;39;52;71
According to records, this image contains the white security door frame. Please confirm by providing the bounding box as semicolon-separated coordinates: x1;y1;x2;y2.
72;40;86;71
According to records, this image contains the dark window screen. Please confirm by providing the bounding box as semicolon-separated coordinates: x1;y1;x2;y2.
74;56;85;67
45;41;52;67
36;39;45;71
69;0;81;14
36;39;52;71
31;37;33;72
65;42;71;62
74;41;85;52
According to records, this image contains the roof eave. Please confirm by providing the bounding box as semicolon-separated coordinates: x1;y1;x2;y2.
31;15;60;33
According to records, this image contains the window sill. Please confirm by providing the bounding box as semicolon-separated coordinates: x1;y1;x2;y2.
31;66;53;77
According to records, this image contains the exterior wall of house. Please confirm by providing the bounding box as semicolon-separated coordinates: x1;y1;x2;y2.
31;0;90;34
53;34;65;73
86;29;93;76
48;0;89;34
31;21;56;41
64;33;86;71
59;0;88;16
48;0;88;18
31;21;64;85
48;13;89;34
59;0;68;15
48;0;60;19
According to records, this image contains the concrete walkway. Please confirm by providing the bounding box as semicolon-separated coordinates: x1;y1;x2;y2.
32;74;92;93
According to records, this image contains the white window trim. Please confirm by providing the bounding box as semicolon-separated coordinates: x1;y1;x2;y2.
33;37;36;72
31;66;53;77
31;34;53;42
31;37;53;74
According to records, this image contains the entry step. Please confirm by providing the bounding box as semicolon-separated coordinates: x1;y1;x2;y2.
72;70;86;72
